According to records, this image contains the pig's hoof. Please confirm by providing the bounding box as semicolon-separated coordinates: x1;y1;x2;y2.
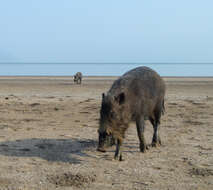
140;148;146;153
97;147;106;152
140;144;148;153
119;155;123;161
151;142;157;147
151;141;161;147
114;155;124;161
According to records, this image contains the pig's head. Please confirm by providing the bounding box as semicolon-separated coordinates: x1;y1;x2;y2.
97;92;126;152
73;75;77;82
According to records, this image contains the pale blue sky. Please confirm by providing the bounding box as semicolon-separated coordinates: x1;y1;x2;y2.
0;0;213;63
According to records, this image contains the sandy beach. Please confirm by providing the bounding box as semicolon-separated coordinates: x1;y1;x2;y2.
0;76;212;190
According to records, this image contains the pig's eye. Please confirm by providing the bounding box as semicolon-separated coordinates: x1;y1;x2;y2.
110;111;116;119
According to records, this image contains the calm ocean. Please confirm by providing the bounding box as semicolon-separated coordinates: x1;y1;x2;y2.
0;63;212;76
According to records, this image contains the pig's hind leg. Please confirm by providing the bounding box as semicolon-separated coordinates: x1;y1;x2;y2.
136;116;148;152
150;110;162;147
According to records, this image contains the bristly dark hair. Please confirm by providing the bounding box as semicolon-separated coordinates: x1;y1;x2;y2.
100;100;112;119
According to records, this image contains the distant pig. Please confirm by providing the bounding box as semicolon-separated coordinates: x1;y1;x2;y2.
74;72;82;84
97;66;166;161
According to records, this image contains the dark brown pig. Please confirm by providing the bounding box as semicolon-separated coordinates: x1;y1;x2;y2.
74;72;82;84
97;66;166;161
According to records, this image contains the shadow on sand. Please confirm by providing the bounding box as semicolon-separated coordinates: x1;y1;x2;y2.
0;138;97;164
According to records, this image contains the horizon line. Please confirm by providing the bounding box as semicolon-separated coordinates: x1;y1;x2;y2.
0;75;212;78
0;62;213;64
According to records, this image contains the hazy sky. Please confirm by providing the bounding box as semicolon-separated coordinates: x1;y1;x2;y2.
0;0;213;63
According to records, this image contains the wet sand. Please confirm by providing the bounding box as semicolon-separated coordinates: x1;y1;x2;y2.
0;76;212;190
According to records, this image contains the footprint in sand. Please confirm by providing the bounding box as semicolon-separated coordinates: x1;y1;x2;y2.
184;99;195;104
30;103;40;107
46;96;55;99
189;167;213;177
80;111;90;114
183;120;205;126
79;98;95;104
194;145;212;151
168;102;178;106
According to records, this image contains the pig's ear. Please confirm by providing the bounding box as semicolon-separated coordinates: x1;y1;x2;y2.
102;93;105;100
115;92;125;105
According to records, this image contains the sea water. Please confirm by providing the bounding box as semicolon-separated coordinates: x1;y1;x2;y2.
0;63;212;76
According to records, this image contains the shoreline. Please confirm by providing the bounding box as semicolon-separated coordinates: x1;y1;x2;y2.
0;76;213;82
0;75;213;78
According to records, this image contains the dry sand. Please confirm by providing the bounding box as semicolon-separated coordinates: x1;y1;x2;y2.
0;76;212;190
